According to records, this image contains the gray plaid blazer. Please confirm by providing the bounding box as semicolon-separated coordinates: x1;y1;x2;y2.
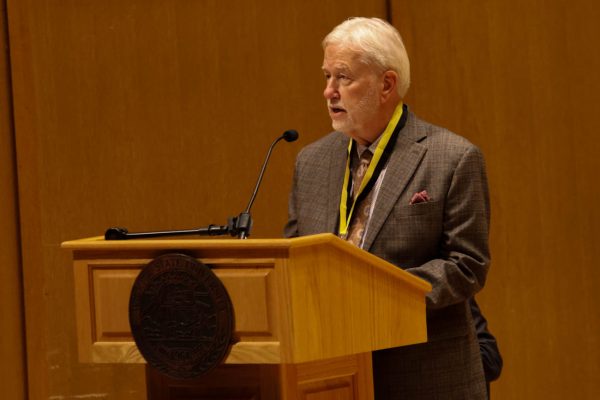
285;111;490;399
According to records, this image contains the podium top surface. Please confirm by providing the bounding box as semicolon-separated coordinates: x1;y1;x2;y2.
62;232;334;251
62;233;431;292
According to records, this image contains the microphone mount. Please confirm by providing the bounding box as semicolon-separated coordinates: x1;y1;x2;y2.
104;217;245;240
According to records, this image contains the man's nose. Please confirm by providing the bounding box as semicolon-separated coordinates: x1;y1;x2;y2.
323;82;339;100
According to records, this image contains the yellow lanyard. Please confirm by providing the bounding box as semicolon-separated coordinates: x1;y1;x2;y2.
338;103;404;238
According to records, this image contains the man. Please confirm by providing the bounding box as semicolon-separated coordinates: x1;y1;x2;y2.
285;17;491;398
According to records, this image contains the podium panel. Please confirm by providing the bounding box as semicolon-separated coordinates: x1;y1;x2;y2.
73;257;280;364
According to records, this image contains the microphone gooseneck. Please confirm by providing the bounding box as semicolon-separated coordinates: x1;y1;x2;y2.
104;129;299;240
243;130;299;214
236;129;299;239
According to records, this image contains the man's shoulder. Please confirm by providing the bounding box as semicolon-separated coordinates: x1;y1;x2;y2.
297;130;347;160
405;112;483;162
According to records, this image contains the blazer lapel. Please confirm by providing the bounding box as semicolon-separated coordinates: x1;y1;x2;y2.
362;117;428;251
325;134;350;233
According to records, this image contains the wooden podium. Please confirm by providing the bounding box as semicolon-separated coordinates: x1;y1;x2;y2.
62;233;431;399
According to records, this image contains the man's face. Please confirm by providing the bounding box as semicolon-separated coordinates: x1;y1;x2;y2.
322;44;382;143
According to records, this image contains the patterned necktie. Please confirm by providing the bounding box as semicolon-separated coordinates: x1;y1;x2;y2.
346;150;373;247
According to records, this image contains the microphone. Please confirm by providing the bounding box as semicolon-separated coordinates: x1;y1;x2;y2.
236;129;299;239
282;129;299;142
104;129;298;240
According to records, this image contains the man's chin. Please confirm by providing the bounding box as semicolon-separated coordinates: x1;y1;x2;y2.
332;120;351;134
331;122;368;144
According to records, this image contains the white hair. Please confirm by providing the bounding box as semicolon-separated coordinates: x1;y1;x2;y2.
322;17;411;97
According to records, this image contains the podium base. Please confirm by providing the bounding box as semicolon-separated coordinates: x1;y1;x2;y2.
146;353;374;400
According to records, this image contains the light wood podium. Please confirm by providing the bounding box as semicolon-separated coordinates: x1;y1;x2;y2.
62;233;431;399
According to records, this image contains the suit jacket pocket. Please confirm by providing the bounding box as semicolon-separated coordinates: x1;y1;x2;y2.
401;200;442;216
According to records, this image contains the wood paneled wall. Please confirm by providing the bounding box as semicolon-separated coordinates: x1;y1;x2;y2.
4;1;386;398
5;0;599;398
393;0;600;398
0;0;27;398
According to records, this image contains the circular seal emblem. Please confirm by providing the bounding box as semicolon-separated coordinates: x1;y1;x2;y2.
129;253;235;379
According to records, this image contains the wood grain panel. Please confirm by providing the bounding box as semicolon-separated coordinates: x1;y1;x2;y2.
392;1;600;398
217;269;274;336
146;355;372;400
93;268;141;340
7;0;388;398
0;0;26;398
287;353;374;400
286;245;427;363
65;234;429;367
146;353;373;400
65;236;401;399
89;262;277;340
146;364;278;400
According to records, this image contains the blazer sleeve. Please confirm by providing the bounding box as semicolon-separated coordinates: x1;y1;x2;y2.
406;145;491;309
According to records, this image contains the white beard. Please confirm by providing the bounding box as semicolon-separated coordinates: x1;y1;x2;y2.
330;85;380;136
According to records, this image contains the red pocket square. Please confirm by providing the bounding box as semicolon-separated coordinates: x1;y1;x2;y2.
409;190;431;205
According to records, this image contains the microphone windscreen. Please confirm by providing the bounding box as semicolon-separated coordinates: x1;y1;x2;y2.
282;129;299;142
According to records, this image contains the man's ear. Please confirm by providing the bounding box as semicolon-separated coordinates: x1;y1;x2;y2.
381;70;398;100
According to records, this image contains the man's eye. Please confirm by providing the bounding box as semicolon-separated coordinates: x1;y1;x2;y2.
337;75;351;82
